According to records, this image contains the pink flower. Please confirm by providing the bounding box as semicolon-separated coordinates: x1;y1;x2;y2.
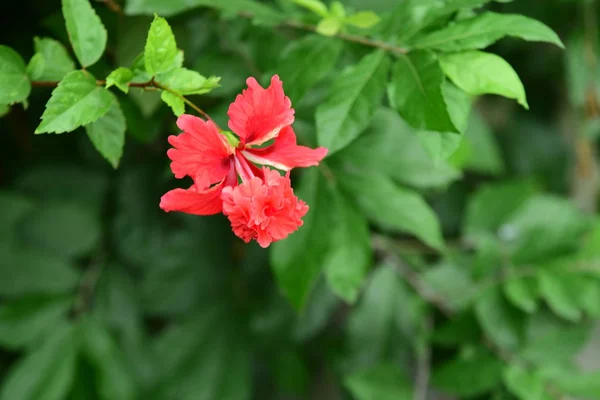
221;168;309;248
160;75;327;246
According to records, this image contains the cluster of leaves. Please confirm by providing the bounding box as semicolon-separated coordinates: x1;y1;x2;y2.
1;0;600;399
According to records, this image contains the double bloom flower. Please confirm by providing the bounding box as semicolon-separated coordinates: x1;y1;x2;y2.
160;76;328;248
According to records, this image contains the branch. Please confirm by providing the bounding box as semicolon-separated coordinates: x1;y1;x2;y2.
97;0;123;15
73;250;106;317
414;316;433;400
31;78;221;129
373;235;580;400
572;0;600;213
152;80;220;129
238;12;409;55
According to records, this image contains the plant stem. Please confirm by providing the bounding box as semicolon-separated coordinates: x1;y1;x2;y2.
238;12;409;55
152;80;221;129
97;0;123;14
31;78;219;128
73;250;106;317
414;316;432;400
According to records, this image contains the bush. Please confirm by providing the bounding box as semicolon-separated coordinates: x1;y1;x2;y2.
1;0;600;399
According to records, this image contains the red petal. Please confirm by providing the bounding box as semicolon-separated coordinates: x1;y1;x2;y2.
167;114;234;184
227;75;295;146
159;181;224;216
242;126;328;170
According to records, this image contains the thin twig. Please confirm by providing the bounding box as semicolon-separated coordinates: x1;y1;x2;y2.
374;235;454;317
572;0;600;213
374;234;592;400
152;80;221;129
97;0;123;15
73;251;107;317
238;12;409;55
414;316;433;400
31;79;218;127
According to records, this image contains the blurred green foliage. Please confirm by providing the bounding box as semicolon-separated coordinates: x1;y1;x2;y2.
1;0;600;399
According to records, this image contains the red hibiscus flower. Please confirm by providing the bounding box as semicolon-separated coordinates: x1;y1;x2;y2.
160;75;327;246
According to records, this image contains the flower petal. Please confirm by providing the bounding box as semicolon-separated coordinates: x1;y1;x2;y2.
227;75;295;146
160;181;224;216
221;167;308;248
167;114;234;184
242;126;328;170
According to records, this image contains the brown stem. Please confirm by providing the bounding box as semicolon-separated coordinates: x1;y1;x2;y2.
152;80;222;130
97;0;123;15
572;0;600;213
31;79;218;127
414;316;433;400
238;12;408;55
73;251;106;317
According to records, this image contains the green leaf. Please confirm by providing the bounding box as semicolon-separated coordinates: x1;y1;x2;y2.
155;67;219;95
410;12;564;52
421;262;474;310
538;269;582;322
503;365;545;400
144;15;178;76
539;367;600;399
443;80;472;132
464;180;536;238
33;37;76;81
26;53;45;81
388;51;458;133
432;313;481;347
152;310;250;400
379;0;506;42
16;166;109;213
292;278;340;342
520;311;591;365
85;98;127;168
316;16;342;37
324;189;371;303
0;247;79;297
35;70;113;134
79;316;137;400
0;323;77;400
126;0;286;22
414;82;472;162
270;169;334;309
344;364;413;400
338;171;444;250
0;45;30;105
329;1;346;19
161;90;185;116
503;195;589;263
316;50;390;154
0;192;36;241
417;131;463;163
0;296;72;350
62;0;107;67
475;287;524;350
503;276;539;313
331;108;461;189
440;51;528;109
464;111;505;175
292;0;328;17
345;11;380;29
432;348;503;397
576;277;600;317
343;265;424;370
18;202;101;259
106;67;134;94
277;34;343;103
